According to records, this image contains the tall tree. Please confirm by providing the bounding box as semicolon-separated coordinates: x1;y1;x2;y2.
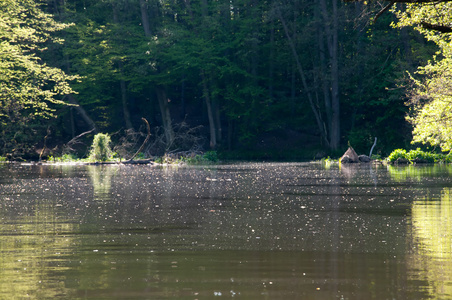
0;0;76;156
395;2;452;151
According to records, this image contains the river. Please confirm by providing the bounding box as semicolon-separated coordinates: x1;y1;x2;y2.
0;162;451;299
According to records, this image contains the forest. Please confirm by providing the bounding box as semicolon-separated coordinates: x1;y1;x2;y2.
1;0;452;161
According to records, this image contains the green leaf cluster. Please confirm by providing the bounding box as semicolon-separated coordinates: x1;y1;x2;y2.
0;1;441;159
394;3;452;152
387;148;452;163
387;149;409;163
0;0;77;156
88;133;113;162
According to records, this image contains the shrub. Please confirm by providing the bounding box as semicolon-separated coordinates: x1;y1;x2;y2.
387;148;445;164
88;133;112;162
203;151;218;162
406;148;436;163
444;152;452;163
48;153;77;162
177;151;219;164
387;149;408;163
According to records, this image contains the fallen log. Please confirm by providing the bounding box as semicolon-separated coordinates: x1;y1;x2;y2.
121;159;154;165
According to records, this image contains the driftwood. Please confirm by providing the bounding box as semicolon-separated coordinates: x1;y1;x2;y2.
39;126;51;162
122;159;153;165
64;128;95;153
369;137;377;157
125;118;151;162
86;159;154;165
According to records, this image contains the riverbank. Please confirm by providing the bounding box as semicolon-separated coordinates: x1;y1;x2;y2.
1;148;450;166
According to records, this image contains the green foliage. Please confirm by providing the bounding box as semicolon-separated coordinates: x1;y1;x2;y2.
1;1;439;159
443;153;452;164
88;133;113;162
47;153;78;163
0;0;77;157
387;148;452;163
371;154;382;160
157;151;219;165
394;3;452;152
154;156;164;164
135;152;146;160
202;151;219;163
320;156;336;169
387;149;408;162
406;148;436;163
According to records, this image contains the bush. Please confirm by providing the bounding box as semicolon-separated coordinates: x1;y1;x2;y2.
88;133;112;162
406;148;436;163
387;148;445;164
203;151;218;162
444;152;452;163
159;151;219;165
48;153;77;162
387;149;408;163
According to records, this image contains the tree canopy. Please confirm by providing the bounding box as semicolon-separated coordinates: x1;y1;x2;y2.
0;0;443;159
394;2;452;152
0;0;76;156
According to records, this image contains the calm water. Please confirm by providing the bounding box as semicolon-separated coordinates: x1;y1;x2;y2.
1;162;452;299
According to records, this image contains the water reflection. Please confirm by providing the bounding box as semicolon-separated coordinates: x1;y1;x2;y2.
0;165;78;299
88;165;117;200
410;187;452;299
387;164;452;182
1;163;452;298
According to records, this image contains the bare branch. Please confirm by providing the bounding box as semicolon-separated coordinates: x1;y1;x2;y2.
374;0;396;22
126;118;151;161
420;21;452;32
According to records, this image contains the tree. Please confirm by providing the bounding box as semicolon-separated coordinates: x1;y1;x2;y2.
394;3;452;151
347;0;452;32
9;0;432;159
0;0;76;157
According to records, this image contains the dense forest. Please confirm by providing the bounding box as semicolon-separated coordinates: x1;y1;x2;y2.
1;0;450;160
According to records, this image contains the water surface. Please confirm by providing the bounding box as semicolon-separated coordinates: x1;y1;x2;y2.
1;162;452;299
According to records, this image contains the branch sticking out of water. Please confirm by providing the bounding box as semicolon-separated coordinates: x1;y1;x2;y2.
369;137;377;158
127;118;151;161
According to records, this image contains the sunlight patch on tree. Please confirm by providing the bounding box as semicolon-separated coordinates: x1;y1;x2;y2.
394;3;452;152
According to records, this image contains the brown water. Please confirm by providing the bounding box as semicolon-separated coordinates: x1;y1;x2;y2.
0;162;452;299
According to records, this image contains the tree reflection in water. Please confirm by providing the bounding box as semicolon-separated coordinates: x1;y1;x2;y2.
0;163;452;299
410;187;452;299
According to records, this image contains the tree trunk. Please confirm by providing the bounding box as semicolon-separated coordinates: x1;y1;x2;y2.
119;62;133;129
277;7;329;147
269;17;275;101
316;0;332;130
329;0;340;150
139;1;174;150
214;97;222;143
66;95;97;132
155;87;174;148
320;0;340;150
70;107;75;138
113;5;133;130
139;0;152;37
183;0;194;20
201;71;217;149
